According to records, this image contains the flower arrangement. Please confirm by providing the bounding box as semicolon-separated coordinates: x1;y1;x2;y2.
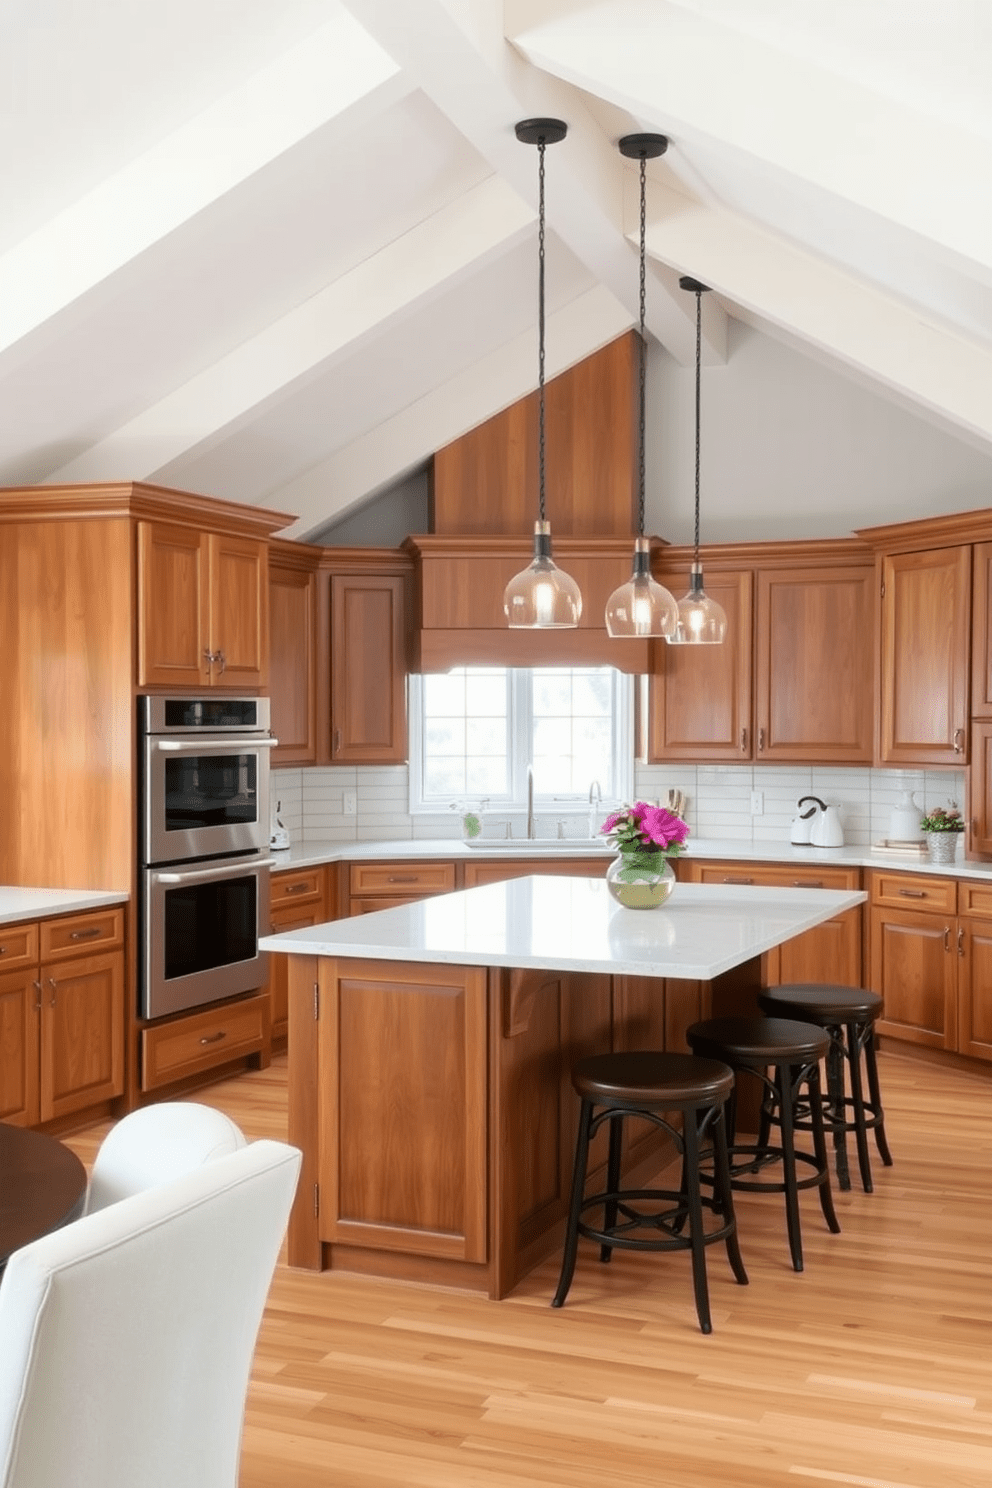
919;802;964;833
601;801;690;862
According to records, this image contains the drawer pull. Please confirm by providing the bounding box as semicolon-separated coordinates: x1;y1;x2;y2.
740;728;748;753
723;876;754;885
944;927;951;952
0;945;6;955
953;727;965;753
898;888;927;898
793;879;823;888
69;926;103;941
284;883;310;895
387;875;418;884
958;927;965;956
199;1031;227;1046
33;979;42;1012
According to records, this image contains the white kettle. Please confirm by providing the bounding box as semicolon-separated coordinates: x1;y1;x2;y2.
810;803;844;848
790;795;826;845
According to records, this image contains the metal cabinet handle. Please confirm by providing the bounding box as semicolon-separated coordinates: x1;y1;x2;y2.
333;729;342;754
199;1031;227;1046
69;926;102;941
0;944;6;956
284;882;310;895
793;879;823;888
757;727;765;751
898;888;926;898
953;728;965;753
958;927;965;956
387;875;418;884
944;927;951;952
723;876;754;885
740;728;748;752
32;979;42;1012
48;976;57;1007
217;650;226;676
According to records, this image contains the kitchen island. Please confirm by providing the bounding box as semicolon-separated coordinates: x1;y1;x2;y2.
262;875;866;1298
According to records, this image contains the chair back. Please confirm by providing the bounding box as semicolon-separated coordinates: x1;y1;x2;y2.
85;1101;247;1213
0;1139;301;1488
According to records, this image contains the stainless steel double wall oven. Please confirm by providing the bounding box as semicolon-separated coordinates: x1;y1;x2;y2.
139;697;276;1020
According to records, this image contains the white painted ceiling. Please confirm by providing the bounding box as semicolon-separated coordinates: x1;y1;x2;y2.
4;0;992;540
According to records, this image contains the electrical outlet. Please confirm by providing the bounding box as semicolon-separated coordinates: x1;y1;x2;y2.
750;790;764;815
343;790;357;816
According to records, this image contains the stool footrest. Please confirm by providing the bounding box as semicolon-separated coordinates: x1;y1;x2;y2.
576;1186;738;1254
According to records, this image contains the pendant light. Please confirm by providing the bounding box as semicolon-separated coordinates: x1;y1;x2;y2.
669;276;727;645
605;134;678;640
503;118;582;629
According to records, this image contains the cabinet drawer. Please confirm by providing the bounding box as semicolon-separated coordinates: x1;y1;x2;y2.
40;907;125;961
141;993;269;1092
271;867;325;910
870;871;957;915
690;862;859;891
957;880;992;918
0;921;39;972
349;862;456;897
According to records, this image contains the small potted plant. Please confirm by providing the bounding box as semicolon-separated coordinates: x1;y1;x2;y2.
600;801;689;908
919;802;964;865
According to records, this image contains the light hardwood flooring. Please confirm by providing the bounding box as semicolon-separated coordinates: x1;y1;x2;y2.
65;1048;992;1488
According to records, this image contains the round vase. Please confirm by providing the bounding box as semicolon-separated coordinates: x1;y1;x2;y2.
606;851;676;909
925;832;958;865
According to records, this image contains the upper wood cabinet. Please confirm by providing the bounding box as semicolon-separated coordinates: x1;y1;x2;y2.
642;545;873;765
137;521;269;690
971;541;992;718
643;569;753;761
269;540;320;766
327;552;411;765
877;545;971;765
754;564;874;763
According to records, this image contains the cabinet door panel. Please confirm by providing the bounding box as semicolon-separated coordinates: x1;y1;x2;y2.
968;723;992;857
777;909;862;987
970;541;992;718
40;951;125;1121
870;907;956;1050
755;566;873;762
208;533;268;689
644;570;752;760
879;547;971;764
330;575;407;763
269;563;316;764
137;522;209;688
0;968;40;1126
958;918;992;1062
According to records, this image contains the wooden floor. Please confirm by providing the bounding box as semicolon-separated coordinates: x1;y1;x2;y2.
65;1047;992;1488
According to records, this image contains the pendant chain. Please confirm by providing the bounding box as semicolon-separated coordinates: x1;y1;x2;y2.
693;285;702;562
537;138;547;525
637;154;647;538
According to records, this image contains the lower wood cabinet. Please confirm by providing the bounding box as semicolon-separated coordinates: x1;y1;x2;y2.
0;906;125;1127
462;856;608;887
684;860;863;987
266;865;331;1044
869;870;992;1060
141;992;270;1093
348;861;456;915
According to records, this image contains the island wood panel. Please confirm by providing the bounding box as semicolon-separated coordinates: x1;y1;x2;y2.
643;571;753;760
754;565;874;762
317;958;488;1266
431;333;637;537
266;866;327;1044
0;967;41;1126
878;545;971;764
330;574;407;763
268;556;317;765
0;518;134;891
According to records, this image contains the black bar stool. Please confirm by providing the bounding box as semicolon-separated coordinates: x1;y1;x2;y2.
685;1017;840;1273
552;1051;748;1334
757;983;893;1193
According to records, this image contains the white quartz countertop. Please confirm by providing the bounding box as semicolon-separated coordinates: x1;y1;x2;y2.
0;886;128;928
267;835;981;879
260;877;867;981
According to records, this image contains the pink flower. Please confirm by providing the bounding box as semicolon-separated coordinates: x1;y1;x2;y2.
600;800;689;855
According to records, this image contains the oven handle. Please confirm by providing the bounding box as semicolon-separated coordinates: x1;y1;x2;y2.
152;737;279;752
154;859;275;885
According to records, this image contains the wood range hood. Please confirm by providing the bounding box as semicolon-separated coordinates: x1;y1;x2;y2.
406;334;666;675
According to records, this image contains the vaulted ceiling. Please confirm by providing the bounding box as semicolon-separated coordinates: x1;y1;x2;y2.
4;0;991;540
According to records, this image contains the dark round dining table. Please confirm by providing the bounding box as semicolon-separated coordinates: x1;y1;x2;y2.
0;1122;88;1270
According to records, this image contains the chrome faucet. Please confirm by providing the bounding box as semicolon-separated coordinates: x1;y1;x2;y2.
527;763;535;840
588;779;602;838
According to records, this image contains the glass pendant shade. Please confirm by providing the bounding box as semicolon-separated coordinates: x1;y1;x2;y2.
672;562;728;645
605;538;677;638
504;521;583;628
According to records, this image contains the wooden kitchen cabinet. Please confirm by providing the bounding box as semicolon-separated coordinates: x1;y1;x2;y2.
348;861;456;915
266;866;330;1044
137;520;269;690
643;570;753;761
269;540;320;765
327;554;410;765
0;907;126;1127
877;545;971;765
462;857;609;887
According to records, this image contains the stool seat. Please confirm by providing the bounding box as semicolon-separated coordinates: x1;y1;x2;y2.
553;1050;747;1333
686;1017;840;1273
758;983;893;1194
572;1051;734;1109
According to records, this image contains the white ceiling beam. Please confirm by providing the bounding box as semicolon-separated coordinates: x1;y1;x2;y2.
342;0;726;366
0;8;410;369
643;179;992;447
270;283;631;539
49;175;536;483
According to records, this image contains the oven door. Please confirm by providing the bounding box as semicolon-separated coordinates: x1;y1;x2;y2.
143;735;275;865
141;856;271;1020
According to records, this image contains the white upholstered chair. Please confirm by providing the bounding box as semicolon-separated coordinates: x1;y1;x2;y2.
85;1100;247;1213
0;1139;301;1488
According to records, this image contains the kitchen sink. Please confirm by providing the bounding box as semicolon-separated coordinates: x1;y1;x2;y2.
465;839;611;853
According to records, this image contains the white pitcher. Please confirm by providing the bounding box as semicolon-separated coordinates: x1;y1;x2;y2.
810;804;844;848
889;790;924;842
